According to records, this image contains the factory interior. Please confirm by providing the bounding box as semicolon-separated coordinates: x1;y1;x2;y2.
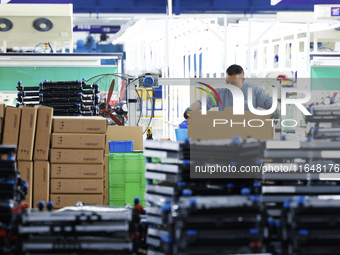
2;0;340;254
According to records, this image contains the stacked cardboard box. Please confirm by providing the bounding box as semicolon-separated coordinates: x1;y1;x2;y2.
1;105;145;208
32;107;53;208
2;105;53;208
49;116;107;209
3;106;36;207
17;161;33;206
2;106;22;147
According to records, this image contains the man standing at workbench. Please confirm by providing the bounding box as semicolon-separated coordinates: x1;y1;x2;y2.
183;64;280;119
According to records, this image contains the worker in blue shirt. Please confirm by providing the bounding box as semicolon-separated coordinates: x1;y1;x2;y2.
184;64;279;119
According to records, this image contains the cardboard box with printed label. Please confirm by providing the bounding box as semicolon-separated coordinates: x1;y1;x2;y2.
17;106;38;161
50;194;103;209
2;107;21;146
0;103;5;118
50;149;104;164
53;116;107;134
0;118;3;144
18;161;33;208
103;125;143;205
51;133;106;149
33;161;49;208
51;164;104;179
34;106;53;161
50;179;103;194
105;126;143;151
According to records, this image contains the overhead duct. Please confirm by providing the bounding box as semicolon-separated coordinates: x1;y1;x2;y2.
0;4;72;50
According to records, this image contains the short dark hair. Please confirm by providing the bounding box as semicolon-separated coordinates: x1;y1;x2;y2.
226;64;244;76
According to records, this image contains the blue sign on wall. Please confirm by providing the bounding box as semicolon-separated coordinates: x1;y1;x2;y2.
331;7;340;16
73;25;120;34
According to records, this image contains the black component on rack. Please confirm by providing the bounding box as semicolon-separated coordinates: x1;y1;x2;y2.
0;145;27;205
19;89;97;97
143;138;340;255
305;105;340;141
285;196;340;255
39;94;95;103
17;85;40;92
16;80;99;116
143;139;267;255
1;198;146;255
0;145;16;156
190;138;264;163
0;145;29;254
41;79;86;86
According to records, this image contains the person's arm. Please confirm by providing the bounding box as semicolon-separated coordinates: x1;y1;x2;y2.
190;101;201;111
184;90;220;119
183;101;200;119
255;86;280;121
256;87;273;110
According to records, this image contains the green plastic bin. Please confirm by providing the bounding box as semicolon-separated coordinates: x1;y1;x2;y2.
125;183;142;205
109;199;125;206
108;153;145;173
125;153;145;173
108;153;125;173
109;185;125;200
109;173;125;186
125;173;141;183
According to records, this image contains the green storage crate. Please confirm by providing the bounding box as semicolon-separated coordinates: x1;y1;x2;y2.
125;183;143;205
109;199;125;206
108;152;145;173
109;173;125;186
140;185;146;198
141;174;147;186
109;185;125;200
125;173;141;183
108;153;125;173
108;152;146;206
125;153;145;173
